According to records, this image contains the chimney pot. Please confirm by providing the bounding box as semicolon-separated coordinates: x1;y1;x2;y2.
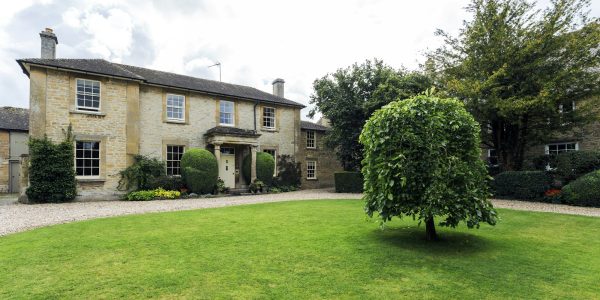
39;28;58;59
272;78;285;98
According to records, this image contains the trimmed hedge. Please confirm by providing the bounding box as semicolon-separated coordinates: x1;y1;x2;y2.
334;172;363;193
555;151;600;183
562;170;600;207
242;152;275;185
181;148;218;194
492;171;552;200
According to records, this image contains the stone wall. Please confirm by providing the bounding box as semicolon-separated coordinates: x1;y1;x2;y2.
299;129;343;189
0;130;9;192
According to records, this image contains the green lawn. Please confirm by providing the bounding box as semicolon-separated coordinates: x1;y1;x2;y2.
1;200;599;299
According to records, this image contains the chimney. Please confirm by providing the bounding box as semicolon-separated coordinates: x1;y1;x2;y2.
272;78;285;98
39;28;58;59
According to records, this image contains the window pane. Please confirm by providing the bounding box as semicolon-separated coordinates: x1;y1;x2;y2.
76;141;100;177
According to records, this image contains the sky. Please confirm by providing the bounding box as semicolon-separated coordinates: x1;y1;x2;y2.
1;0;598;120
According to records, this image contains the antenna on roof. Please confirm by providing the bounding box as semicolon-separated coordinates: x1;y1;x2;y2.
208;62;221;82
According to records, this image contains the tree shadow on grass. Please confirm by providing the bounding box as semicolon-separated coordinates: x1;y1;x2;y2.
370;226;494;256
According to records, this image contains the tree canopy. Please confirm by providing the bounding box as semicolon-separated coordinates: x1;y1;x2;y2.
360;95;497;240
429;0;600;170
309;59;432;171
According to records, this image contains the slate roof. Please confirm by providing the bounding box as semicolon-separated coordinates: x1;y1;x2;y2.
16;58;305;108
0;107;29;131
300;120;329;132
205;126;261;138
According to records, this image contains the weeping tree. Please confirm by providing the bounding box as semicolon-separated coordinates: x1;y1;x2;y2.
360;95;497;240
428;0;600;170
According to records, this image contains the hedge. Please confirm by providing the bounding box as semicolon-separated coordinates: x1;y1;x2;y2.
562;170;600;207
242;152;275;185
555;151;600;183
181;148;218;194
492;171;552;200
334;172;363;193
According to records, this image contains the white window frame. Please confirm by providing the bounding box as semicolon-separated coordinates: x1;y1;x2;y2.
220;100;235;126
263;149;277;176
75;140;101;178
487;149;499;167
166;145;185;176
166;94;185;121
558;101;576;114
263;107;276;130
306;130;316;149
545;142;579;155
75;78;101;112
306;161;317;180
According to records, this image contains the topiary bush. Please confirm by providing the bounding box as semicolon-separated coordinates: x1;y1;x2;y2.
555;151;600;183
26;126;77;203
360;95;497;240
334;172;363;193
242;152;275;185
181;148;218;194
562;170;600;207
492;171;552;200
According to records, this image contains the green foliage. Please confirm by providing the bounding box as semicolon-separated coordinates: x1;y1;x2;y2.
249;179;265;193
147;176;186;191
242;152;275;185
360;95;497;231
555;151;600;183
334;172;363;193
429;0;600;170
215;178;229;194
492;171;552;200
125;188;181;201
273;155;301;188
309;59;432;170
562;170;600;207
181;148;218;194
118;155;165;191
26;126;77;203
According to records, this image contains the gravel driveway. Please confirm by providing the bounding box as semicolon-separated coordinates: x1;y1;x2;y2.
1;189;599;236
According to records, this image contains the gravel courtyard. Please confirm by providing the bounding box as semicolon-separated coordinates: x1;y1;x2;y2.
1;189;599;236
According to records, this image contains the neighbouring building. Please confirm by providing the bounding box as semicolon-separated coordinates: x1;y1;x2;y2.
0;107;29;193
16;28;342;200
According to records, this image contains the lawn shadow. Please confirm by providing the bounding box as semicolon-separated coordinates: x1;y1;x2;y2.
370;226;493;256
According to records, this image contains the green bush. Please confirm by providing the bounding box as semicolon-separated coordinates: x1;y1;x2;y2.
492;171;552;200
334;172;363;193
274;155;301;188
555;151;600;182
26;126;77;203
147;176;185;191
360;95;496;240
181;149;218;194
125;188;181;201
118;155;165;191
562;170;600;207
242;152;275;185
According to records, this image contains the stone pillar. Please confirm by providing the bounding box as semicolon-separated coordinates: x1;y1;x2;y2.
250;145;257;182
18;154;30;204
214;143;221;171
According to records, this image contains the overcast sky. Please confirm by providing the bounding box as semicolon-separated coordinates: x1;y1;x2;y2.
1;0;598;120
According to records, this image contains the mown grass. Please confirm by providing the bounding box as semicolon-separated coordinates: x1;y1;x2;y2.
1;199;599;299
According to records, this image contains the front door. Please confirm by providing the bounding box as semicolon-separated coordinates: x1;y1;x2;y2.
9;161;20;193
219;147;235;188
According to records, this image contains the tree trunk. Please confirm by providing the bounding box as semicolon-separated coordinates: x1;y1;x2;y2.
425;217;437;241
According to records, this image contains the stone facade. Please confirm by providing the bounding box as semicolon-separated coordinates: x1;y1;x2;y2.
0;130;9;193
299;129;343;189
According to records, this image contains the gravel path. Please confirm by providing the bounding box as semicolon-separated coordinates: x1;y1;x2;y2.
1;190;599;237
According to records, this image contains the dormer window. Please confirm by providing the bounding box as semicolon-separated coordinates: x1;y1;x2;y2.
166;94;185;121
220;100;234;126
76;79;100;111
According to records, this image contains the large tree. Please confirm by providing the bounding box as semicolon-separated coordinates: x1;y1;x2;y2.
309;59;432;170
429;0;600;170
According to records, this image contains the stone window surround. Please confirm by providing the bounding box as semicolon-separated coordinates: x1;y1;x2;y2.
69;75;108;116
74;134;107;182
162;90;190;124
75;78;101;112
219;100;236;126
166;93;186;122
306;160;317;180
262;106;276;130
162;139;190;175
306;130;316;149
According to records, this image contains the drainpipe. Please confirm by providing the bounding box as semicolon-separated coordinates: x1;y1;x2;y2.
253;101;259;132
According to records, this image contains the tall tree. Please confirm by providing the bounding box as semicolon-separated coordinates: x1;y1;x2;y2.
429;0;600;170
309;59;432;170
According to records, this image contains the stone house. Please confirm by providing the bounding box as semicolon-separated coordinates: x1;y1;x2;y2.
17;28;342;200
0;107;29;193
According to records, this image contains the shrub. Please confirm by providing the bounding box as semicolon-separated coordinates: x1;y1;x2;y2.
555;151;600;183
492;171;552;200
118;155;165;191
360;95;496;240
125;188;181;201
26;126;77;203
273;155;301;188
147;176;186;191
334;172;363;193
562;170;600;207
215;178;229;194
249;179;265;193
181;149;218;194
242;152;275;185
